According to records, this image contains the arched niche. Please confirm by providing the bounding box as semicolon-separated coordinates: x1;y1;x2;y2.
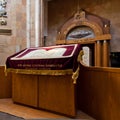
56;9;111;67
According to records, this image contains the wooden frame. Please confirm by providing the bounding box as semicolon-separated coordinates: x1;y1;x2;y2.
56;9;111;67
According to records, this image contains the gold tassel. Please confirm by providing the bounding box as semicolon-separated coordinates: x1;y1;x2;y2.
72;50;84;84
72;67;80;84
4;65;7;76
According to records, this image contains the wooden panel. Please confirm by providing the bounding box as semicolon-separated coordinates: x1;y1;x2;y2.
56;34;111;45
0;66;12;98
108;72;120;119
77;64;120;120
12;74;38;107
38;75;76;117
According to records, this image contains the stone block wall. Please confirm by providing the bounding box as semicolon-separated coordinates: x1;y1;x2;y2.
47;0;120;53
0;0;27;65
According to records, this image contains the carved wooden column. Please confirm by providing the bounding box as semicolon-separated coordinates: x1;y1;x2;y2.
95;41;102;66
102;40;109;67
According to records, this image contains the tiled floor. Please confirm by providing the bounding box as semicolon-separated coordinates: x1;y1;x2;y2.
0;98;95;119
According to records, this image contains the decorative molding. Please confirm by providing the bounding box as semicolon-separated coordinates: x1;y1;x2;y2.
56;34;111;45
57;9;110;41
74;9;86;21
6;68;73;75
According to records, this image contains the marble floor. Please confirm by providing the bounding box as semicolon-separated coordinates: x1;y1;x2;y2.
0;98;95;120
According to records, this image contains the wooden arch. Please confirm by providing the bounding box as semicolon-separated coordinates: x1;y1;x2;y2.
56;9;111;67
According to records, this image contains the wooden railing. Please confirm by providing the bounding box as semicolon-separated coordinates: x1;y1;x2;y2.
77;62;120;120
0;66;12;98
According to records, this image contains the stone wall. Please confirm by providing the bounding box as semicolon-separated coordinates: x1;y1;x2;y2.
0;0;26;65
0;0;120;65
0;0;36;65
47;0;120;52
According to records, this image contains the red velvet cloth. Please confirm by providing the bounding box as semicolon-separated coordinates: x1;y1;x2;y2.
6;44;81;71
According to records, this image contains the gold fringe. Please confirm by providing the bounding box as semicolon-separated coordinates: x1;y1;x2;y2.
6;68;73;76
6;50;84;84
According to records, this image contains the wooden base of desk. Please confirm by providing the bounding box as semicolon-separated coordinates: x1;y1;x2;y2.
12;74;38;107
38;75;76;117
12;73;76;117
